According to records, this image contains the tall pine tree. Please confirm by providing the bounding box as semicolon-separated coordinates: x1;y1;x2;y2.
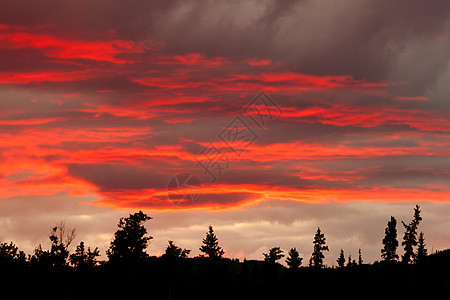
199;225;224;258
402;205;422;263
381;216;399;262
309;227;329;269
358;248;363;265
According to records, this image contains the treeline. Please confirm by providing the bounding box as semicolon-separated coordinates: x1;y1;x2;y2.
0;205;430;270
0;205;449;299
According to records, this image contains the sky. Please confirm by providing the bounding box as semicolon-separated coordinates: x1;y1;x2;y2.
1;0;450;265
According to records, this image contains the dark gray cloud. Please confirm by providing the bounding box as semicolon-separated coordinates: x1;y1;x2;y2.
0;0;178;39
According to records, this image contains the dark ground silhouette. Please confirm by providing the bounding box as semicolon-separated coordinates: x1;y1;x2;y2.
1;207;449;299
1;252;450;299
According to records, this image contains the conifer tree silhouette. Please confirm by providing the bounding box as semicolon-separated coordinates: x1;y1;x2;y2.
347;254;352;267
358;248;363;265
263;247;284;264
163;240;191;258
107;211;152;262
402;205;422;263
309;227;329;269
285;247;302;269
336;249;345;268
381;216;399;262
69;241;100;271
199;225;224;258
415;231;428;263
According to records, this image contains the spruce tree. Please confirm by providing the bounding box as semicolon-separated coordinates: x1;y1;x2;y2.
199;225;224;258
336;249;345;268
381;216;399;262
285;247;302;269
358;248;363;265
347;254;352;267
402;205;422;263
309;227;329;269
415;231;428;263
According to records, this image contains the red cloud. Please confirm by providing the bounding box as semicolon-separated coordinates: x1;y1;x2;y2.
246;59;272;66
0;25;161;64
0;24;448;213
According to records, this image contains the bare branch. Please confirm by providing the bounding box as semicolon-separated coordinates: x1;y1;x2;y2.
54;220;76;248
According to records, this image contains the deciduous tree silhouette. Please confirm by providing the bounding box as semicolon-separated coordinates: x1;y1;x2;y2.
49;226;70;268
415;232;428;263
263;247;284;264
30;221;76;270
199;225;224;258
285;247;302;269
402;205;422;264
336;249;345;268
163;240;191;258
381;216;399;262
107;211;153;262
358;248;363;265
309;227;329;269
54;220;76;249
69;241;100;271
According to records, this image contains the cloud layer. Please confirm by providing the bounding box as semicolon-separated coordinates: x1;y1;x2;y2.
0;0;449;262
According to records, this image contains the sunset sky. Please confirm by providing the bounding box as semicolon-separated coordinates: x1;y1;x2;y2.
1;0;450;265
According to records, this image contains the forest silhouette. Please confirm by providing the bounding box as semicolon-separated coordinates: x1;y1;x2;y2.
1;205;449;299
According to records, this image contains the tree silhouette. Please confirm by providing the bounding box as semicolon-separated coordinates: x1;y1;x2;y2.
54;220;76;249
107;211;153;262
199;225;224;258
309;227;329;269
0;241;27;269
347;254;353;267
48;226;70;268
415;232;428;263
31;244;51;270
381;216;399;262
163;240;191;258
30;222;75;270
285;247;302;269
402;205;422;263
358;248;363;265
336;249;345;268
263;247;284;264
69;241;100;271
